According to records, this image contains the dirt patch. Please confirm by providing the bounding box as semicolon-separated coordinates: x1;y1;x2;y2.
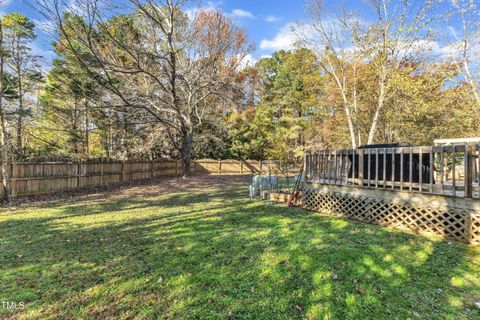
0;174;252;211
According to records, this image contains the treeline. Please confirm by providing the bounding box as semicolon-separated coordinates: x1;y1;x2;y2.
0;0;479;181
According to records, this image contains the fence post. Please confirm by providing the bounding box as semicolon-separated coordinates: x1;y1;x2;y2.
464;144;473;198
100;159;104;185
10;162;14;198
240;161;243;174
121;160;126;182
218;160;221;174
77;161;81;188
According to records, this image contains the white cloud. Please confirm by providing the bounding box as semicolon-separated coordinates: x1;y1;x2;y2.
1;0;12;7
30;40;56;72
185;1;222;19
0;0;13;16
264;15;281;22
260;23;297;51
422;39;480;64
33;19;57;35
231;9;255;19
424;40;457;57
186;4;255;21
238;53;257;69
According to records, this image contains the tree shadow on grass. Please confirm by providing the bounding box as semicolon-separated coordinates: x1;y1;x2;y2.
1;175;251;214
0;181;478;319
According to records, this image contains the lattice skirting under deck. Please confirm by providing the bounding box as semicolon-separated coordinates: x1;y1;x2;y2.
302;187;480;244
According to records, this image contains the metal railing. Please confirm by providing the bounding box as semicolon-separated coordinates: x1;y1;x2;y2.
304;144;480;198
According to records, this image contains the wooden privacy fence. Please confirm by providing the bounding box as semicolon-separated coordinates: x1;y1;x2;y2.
304;144;480;198
0;159;283;198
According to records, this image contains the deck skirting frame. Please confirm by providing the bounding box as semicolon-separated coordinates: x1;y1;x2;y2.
302;183;480;244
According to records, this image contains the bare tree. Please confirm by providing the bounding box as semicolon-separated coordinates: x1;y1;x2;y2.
33;0;252;176
296;0;361;148
299;0;435;146
362;0;435;144
445;0;480;112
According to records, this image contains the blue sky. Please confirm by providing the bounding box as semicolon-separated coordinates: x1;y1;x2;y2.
3;0;314;67
1;0;465;68
194;0;307;58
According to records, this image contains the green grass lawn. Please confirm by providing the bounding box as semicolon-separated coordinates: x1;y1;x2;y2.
0;176;479;319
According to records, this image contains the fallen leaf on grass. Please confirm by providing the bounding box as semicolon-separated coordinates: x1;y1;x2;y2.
353;279;366;295
356;285;367;295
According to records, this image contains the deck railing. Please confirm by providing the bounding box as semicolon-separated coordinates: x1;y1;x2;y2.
304;144;480;198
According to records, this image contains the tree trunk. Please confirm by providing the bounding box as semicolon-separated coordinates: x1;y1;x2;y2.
462;60;480;112
16;107;23;155
84;99;89;156
72;97;79;155
367;69;387;144
0;118;10;202
16;62;23;157
341;92;357;149
0;21;11;202
331;72;357;148
0;115;10;202
352;65;362;146
181;130;193;178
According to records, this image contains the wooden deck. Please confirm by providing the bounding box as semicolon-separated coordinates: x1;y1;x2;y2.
304;144;480;199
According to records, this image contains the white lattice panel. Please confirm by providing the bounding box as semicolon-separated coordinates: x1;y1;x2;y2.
471;214;480;244
302;188;478;243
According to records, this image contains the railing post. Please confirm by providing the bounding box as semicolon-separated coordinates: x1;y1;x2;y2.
303;150;307;181
333;150;338;184
358;149;364;186
476;144;480;185
464;144;473;198
351;149;356;185
305;150;309;181
322;149;327;181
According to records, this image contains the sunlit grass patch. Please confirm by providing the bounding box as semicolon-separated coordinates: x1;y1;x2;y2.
0;177;479;319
